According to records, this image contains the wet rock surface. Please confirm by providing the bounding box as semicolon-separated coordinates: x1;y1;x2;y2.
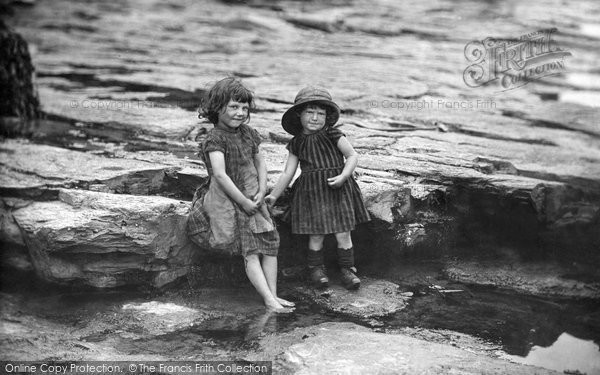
290;278;411;321
1;263;598;373
0;288;269;360
443;260;600;299
3;283;592;373
269;322;560;374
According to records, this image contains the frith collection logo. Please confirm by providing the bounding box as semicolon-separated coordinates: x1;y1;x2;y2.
463;28;572;91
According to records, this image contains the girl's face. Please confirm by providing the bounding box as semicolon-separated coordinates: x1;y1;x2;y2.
299;104;327;134
218;100;249;129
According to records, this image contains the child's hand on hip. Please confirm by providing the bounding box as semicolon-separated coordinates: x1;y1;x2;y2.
327;174;347;189
241;198;260;215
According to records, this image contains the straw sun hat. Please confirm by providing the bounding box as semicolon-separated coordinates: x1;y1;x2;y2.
281;86;341;135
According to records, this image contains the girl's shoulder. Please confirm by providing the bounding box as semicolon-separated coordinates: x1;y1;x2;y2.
239;123;258;135
286;133;302;153
240;124;262;146
287;126;345;147
202;128;229;153
204;127;227;142
326;126;345;142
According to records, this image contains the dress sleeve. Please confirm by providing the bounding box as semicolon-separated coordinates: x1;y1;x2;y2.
326;126;345;143
286;137;298;155
203;132;226;154
249;126;262;154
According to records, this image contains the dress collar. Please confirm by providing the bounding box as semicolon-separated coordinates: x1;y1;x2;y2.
215;123;242;133
300;126;327;137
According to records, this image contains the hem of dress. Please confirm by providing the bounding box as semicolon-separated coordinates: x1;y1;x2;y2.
290;217;372;235
243;248;279;257
291;226;357;235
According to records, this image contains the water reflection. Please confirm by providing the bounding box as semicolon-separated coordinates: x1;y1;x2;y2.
244;311;277;341
507;332;600;375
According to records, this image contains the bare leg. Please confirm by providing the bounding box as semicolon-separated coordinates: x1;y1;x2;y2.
244;255;292;313
309;234;326;251
261;255;295;307
334;231;352;249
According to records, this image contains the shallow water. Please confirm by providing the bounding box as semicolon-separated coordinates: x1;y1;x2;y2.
2;268;599;373
507;332;600;375
382;286;600;373
115;303;349;358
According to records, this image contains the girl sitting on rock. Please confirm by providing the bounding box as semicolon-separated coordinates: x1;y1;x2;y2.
266;86;370;290
192;77;294;312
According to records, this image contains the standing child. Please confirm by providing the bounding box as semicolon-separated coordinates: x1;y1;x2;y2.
265;86;370;290
193;77;294;312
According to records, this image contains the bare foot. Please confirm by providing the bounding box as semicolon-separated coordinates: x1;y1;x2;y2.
268;306;295;313
276;297;295;307
265;301;295;313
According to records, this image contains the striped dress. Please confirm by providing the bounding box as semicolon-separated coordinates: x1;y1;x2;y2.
286;126;370;234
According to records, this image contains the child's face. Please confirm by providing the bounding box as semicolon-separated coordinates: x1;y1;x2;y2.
218;99;249;129
299;104;327;134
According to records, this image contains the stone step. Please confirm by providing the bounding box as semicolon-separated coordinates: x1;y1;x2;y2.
0;139;207;200
10;188;193;288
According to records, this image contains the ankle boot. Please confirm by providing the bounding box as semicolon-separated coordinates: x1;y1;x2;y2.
307;249;328;288
309;266;329;288
337;247;360;290
340;267;360;290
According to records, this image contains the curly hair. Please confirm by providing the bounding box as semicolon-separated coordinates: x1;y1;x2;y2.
198;77;255;125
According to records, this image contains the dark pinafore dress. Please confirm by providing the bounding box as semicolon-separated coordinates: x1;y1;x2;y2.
286;126;370;234
193;124;279;257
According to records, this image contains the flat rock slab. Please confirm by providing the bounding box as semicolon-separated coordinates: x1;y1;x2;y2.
0;139;167;193
443;260;600;299
272;322;560;375
11;189;194;288
121;301;210;336
291;278;411;320
37;86;198;140
0;139;207;201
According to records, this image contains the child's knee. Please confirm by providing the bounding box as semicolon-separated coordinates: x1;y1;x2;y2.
244;254;260;265
334;231;352;245
308;234;325;248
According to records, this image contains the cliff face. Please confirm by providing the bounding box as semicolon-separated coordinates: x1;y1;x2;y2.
1;0;599;295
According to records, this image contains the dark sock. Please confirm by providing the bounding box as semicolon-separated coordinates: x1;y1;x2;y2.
337;247;354;268
307;249;324;268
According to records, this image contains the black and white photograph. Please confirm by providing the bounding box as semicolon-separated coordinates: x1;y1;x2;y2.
1;0;599;373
